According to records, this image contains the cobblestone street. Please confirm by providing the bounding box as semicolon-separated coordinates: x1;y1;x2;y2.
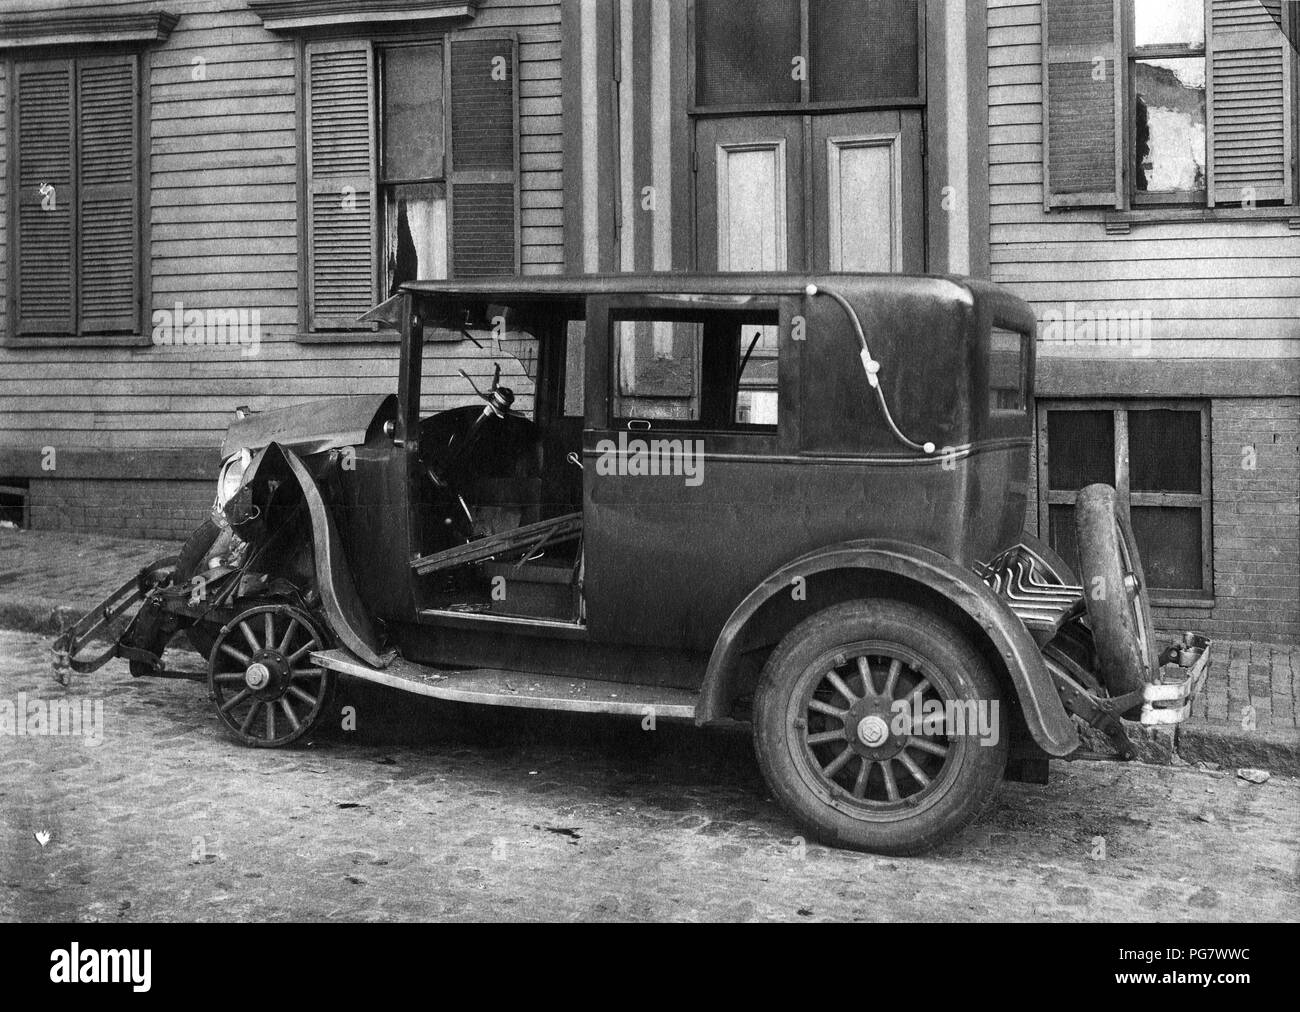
1;630;1297;922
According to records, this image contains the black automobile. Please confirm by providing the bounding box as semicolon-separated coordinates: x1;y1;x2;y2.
55;273;1210;854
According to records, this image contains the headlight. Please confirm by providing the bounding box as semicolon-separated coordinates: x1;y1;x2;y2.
215;449;252;511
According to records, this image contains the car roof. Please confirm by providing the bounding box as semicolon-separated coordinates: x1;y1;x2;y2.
400;272;998;305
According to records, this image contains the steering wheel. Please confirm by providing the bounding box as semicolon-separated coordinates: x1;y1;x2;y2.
458;364;516;421
425;366;517;495
1074;483;1159;712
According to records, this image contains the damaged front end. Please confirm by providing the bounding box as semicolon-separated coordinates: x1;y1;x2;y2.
52;435;384;686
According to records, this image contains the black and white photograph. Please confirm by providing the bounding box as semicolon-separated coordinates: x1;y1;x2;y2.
0;0;1296;956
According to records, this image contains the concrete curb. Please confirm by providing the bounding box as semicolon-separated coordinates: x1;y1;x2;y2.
1177;722;1300;779
0;595;84;638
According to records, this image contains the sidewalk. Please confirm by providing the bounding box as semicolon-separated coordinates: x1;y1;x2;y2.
1;526;1297;774
0;527;178;637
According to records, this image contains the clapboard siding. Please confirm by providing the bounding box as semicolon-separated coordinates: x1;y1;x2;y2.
0;0;561;452
0;62;6;349
988;0;1300;358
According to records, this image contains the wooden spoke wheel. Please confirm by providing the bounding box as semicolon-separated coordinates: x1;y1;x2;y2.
208;603;334;748
753;599;1007;855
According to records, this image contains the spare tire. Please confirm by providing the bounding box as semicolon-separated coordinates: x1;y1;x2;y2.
1075;484;1158;703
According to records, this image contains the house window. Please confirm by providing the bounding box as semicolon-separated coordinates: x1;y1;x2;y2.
304;35;519;334
694;0;922;108
7;55;140;339
1043;0;1296;210
1130;0;1207;203
380;44;448;294
1038;401;1213;601
611;309;780;430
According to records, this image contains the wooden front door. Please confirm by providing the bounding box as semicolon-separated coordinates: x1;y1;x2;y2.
695;111;924;274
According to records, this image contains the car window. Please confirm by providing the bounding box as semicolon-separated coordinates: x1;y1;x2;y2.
611;309;779;430
989;328;1028;416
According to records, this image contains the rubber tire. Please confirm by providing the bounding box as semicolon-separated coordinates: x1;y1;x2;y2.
753;599;1008;856
1075;484;1158;698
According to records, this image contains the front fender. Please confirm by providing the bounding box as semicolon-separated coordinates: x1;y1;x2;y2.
698;540;1079;757
247;443;386;668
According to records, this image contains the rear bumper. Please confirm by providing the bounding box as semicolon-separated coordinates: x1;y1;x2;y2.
983;543;1212;731
1140;634;1211;726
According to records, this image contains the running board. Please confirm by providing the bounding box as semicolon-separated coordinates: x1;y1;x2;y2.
312;648;698;719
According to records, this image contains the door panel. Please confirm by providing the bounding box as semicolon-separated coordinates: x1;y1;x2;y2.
695;112;924;275
695;116;805;272
812;111;925;273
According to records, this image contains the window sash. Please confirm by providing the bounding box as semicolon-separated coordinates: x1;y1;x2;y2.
691;0;926;113
377;41;446;187
1037;400;1213;600
1125;0;1207;206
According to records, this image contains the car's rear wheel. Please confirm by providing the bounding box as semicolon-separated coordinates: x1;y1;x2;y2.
1075;484;1158;705
753;599;1008;855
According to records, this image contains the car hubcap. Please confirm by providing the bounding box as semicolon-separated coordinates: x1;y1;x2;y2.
244;661;272;691
856;714;890;748
791;645;965;816
208;605;331;747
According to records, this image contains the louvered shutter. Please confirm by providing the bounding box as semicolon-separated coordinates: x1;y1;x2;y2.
1207;0;1295;205
305;39;377;330
1042;0;1125;209
77;56;139;334
14;59;75;336
448;35;519;278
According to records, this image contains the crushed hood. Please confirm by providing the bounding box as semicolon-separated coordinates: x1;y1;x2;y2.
220;394;397;459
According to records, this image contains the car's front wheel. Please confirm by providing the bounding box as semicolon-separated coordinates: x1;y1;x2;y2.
753;599;1008;855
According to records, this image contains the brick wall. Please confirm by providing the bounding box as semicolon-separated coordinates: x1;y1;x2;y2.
1156;398;1300;645
27;478;212;542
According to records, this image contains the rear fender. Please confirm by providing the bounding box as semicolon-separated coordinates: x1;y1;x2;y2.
698;539;1079;757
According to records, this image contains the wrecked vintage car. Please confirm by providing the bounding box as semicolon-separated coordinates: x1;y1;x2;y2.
54;274;1211;854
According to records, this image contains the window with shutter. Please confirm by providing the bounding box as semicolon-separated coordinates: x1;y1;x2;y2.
1042;0;1126;209
10;54;140;339
1206;0;1295;205
448;35;519;278
302;33;522;332
305;39;377;331
1042;1;1298;211
14;59;76;336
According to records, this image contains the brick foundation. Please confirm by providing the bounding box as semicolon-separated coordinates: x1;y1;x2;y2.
27;477;213;542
